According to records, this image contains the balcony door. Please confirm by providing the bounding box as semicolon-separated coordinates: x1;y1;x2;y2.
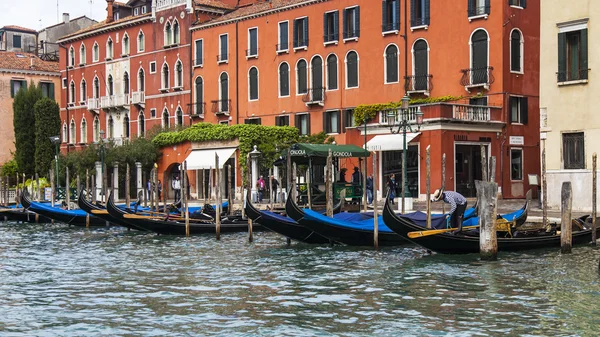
471;30;488;84
414;39;428;90
311;56;323;101
455;144;488;198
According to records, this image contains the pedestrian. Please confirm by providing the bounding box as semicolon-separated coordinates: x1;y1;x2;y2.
351;167;362;203
387;175;396;205
338;168;347;183
146;179;152;201
271;175;279;203
366;175;373;205
157;180;162;201
257;175;266;202
432;188;468;233
172;175;181;202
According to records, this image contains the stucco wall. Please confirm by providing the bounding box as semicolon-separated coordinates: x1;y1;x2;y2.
2;31;36;52
39;17;98;55
547;170;600;212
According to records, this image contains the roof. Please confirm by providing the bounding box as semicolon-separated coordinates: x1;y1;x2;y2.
59;13;152;42
195;0;235;10
0;51;60;73
41;16;98;31
115;1;133;8
1;25;38;34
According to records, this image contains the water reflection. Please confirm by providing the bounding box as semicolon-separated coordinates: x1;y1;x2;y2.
1;221;600;336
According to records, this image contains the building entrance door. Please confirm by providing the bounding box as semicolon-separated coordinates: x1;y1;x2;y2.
455;144;488;197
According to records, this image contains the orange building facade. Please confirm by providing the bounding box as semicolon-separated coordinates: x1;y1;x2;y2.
178;0;540;200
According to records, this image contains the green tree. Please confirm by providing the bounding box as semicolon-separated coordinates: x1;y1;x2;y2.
13;81;42;176
34;98;61;176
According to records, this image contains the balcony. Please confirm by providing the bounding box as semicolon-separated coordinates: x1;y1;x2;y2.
452;104;491;121
131;91;145;106
189;102;206;118
557;69;589;84
378;102;502;126
460;67;495;92
100;95;115;109
379;106;421;125
302;87;326;106
87;98;100;111
211;99;231;115
405;75;433;96
115;94;130;107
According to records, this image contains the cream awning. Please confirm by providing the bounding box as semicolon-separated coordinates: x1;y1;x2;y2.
183;147;237;170
364;133;420;151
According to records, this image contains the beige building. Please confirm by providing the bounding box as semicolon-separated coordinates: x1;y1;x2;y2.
0;51;60;164
540;1;597;211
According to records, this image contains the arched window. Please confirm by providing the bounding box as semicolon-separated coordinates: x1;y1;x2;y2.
161;63;169;89
92;42;99;62
123;114;130;139
80;79;87;103
249;67;259;100
219;73;229;112
194;77;203;114
162;108;170;128
176;107;183;126
69;46;75;67
413;40;429;90
93;76;100;98
137;30;145;52
296;59;308;94
310;56;323;101
79;44;86;65
93;116;100;142
123;72;130;94
108;115;114;139
471;29;489;84
69;119;76;144
385;44;399;83
346;51;359;88
122;33;130;55
326;54;338;90
69;80;75;103
174;60;183;87
81;118;87;143
173;20;180;44
107;75;114;95
138;68;145;91
62;123;68;143
106;37;113;59
164;21;172;46
510;29;523;73
279;62;290;97
138;112;145;137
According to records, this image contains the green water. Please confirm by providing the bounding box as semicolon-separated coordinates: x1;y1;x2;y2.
1;222;600;336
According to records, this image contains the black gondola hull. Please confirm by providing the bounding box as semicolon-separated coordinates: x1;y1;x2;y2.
21;194;106;227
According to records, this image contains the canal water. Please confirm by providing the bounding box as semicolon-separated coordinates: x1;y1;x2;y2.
1;222;600;336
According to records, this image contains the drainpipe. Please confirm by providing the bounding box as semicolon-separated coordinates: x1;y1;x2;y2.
188;12;193;126
235;20;239;125
403;0;408;95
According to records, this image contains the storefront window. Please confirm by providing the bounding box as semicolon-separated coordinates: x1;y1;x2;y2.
382;145;419;198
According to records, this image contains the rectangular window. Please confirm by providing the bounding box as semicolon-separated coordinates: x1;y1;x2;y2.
382;0;400;32
293;17;309;48
142;6;147;14
324;110;340;134
62;78;67;89
295;114;310;135
563;132;584;169
194;39;203;66
469;96;488;106
13;35;21;49
150;61;156;73
510;149;523;180
10;79;27;98
558;28;588;82
244;118;261;125
278;21;289;52
324;11;339;43
343;6;360;39
40;82;55;100
275;115;290;126
468;0;490;17
134;7;139;15
343;109;355;129
150;108;156;118
248;28;258;57
509;96;528;124
219;34;228;62
411;0;430;27
509;0;526;7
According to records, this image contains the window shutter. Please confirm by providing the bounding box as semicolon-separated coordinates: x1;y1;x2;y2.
580;28;588;80
485;0;490;14
323;13;327;42
355;7;360;37
557;32;567;82
509;96;516;123
521;97;528;124
410;0;416;27
22;81;27;91
341;110;347;133
334;11;339;40
425;0;430;25
468;0;474;16
522;0;526;8
293;21;298;48
395;0;401;30
336;111;341;133
295;114;300;130
343;9;348;38
49;82;55;100
323;111;328;133
307;114;311;135
381;1;387;32
10;80;14;98
304;18;309;46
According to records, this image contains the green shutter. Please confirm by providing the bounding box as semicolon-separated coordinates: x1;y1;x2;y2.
49;82;55;100
509;96;516;123
334;11;339;40
557;33;566;82
355;7;360;37
580;28;588;80
343;8;348;38
304;18;309;46
485;0;490;14
521;97;528;124
10;80;14;98
522;0;527;8
410;0;416;27
395;0;400;30
382;0;387;32
323;13;327;42
22;80;27;91
323;111;328;133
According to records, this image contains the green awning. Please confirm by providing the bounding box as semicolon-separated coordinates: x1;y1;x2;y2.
286;143;370;158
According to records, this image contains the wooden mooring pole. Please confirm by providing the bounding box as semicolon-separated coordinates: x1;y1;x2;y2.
285;149;292;245
215;155;221;240
228;164;233;216
593;153;597;246
373;151;379;250
489;156;496;183
246;154;253;243
66;167;70;210
426;145;431;229
326;150;333;217
542;147;548;228
561;181;573;254
480;145;488;182
442;153;446;214
126;163;131;210
477;180;498;261
185;162;190;237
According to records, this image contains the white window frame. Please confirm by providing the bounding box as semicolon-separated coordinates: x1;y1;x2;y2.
92;42;99;62
134;7;139;16
142;6;147;14
149;61;156;74
62;122;68;143
93;76;100;98
137;30;145;52
173;59;183;89
138;111;146;137
194;38;204;67
248;66;259;101
510;95;524;124
344;50;360;89
161;62;170;91
162;108;170;128
510;148;524;181
247;27;259;59
295;58;308;95
122;32;130;56
106;37;114;60
137;67;145;92
218;71;229;109
172;19;180;45
68;46;75;68
164;20;172;47
79;43;86;65
80;78;87;104
278;61;290;98
325;53;339;91
278;20;290;54
384;43;400;84
325;110;341;134
218;33;229;63
343;5;360;42
193;76;204;115
296;113;309;135
509;28;524;74
80;118;87;143
69;119;76;144
468;28;491;85
62;78;67;89
69;80;76;104
150;108;157;119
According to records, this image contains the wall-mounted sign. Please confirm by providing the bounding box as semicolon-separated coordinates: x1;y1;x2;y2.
509;136;524;145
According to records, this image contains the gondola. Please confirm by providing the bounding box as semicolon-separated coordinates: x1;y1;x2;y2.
21;193;107;227
77;191;145;230
246;195;343;244
381;197;590;254
0;204;52;223
106;192;252;235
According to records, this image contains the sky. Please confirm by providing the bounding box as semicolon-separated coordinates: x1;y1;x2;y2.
1;0;108;30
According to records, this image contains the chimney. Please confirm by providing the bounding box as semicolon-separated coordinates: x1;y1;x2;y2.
151;0;156;21
107;0;115;23
62;13;70;23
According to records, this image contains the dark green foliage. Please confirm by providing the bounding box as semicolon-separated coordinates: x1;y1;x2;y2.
298;131;335;144
13;81;42;176
1;159;18;177
34;98;61;176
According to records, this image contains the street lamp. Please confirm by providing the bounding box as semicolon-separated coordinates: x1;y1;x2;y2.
49;135;60;191
387;95;424;201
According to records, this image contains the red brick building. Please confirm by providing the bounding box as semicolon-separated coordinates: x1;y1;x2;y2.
173;0;540;200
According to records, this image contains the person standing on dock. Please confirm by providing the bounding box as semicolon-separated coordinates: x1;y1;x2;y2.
366;175;373;205
432;189;467;233
257;176;266;203
271;175;279;203
172;176;181;202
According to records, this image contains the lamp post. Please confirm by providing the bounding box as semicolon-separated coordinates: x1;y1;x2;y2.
49;135;60;189
249;145;261;203
387;95;424;208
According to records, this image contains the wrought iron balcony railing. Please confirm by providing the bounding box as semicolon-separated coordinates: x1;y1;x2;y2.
557;69;589;82
343;30;360;39
460;66;495;88
468;5;490;17
382;22;400;32
324;33;338;43
211;99;231;115
302;87;326;105
189;102;206;117
405;75;433;93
